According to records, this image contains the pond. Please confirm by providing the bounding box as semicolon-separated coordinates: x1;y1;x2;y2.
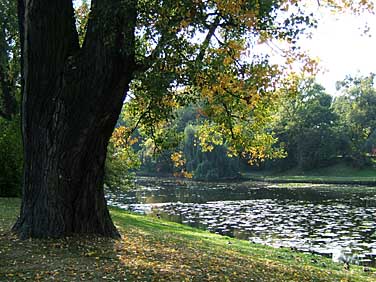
106;176;376;266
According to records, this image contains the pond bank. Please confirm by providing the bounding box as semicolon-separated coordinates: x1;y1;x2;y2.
243;163;376;186
137;170;376;186
245;176;376;186
1;198;375;281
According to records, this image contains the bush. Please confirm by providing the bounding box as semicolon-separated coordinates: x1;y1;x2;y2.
0;117;23;197
105;127;141;191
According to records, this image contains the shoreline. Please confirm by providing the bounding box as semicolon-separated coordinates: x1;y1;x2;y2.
245;176;376;186
136;172;376;186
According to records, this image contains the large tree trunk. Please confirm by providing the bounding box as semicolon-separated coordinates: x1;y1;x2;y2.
13;0;136;239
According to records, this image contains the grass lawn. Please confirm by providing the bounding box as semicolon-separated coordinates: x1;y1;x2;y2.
0;198;375;281
245;163;376;184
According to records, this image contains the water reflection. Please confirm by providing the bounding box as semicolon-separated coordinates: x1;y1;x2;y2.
106;177;376;266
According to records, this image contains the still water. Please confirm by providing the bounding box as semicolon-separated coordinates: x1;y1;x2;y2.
106;177;376;266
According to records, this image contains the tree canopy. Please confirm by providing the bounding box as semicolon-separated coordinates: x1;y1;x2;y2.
110;0;374;165
333;73;376;166
115;0;318;164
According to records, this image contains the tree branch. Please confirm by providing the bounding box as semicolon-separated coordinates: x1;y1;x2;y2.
125;105;151;145
221;102;241;141
84;0;137;72
196;16;221;63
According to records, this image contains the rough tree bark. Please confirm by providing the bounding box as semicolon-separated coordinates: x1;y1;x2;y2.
13;0;137;239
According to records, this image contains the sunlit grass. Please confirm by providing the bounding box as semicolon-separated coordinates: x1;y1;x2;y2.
246;163;376;183
0;198;375;281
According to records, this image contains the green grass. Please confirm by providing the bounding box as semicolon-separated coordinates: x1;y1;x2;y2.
1;198;375;281
245;163;376;184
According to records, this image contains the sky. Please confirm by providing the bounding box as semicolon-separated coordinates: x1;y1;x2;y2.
299;8;376;95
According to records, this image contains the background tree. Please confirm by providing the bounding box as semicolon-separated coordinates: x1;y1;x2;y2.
0;0;19;120
134;104;241;180
105;125;141;190
333;73;376;167
0;0;22;197
0;117;23;196
183;124;240;180
270;79;339;171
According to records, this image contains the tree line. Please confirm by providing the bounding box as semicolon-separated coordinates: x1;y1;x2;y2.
267;75;376;171
104;74;376;184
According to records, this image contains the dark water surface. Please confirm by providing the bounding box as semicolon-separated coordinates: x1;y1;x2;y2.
106;177;376;266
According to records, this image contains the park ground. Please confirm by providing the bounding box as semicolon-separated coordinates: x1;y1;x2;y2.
0;198;375;281
245;163;376;185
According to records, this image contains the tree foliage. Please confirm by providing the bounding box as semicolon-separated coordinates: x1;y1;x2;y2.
123;0;373;166
333;73;376;166
183;124;240;180
131;104;242;180
105;126;141;190
91;0;376;182
0;0;19;119
0;117;22;196
262;74;376;172
269;79;339;170
0;0;22;197
123;0;322;166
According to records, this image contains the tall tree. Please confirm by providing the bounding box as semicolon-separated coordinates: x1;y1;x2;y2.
273;80;339;170
0;0;19;119
333;73;376;166
0;0;22;197
14;0;373;239
14;0;137;238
